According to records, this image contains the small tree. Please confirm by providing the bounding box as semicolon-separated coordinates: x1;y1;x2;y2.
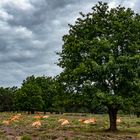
0;87;17;111
58;2;140;131
35;76;56;113
15;76;44;114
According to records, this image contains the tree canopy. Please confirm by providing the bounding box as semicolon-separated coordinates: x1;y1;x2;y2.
58;2;140;131
15;76;44;114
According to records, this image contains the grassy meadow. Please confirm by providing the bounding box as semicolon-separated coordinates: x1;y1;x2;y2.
0;112;140;140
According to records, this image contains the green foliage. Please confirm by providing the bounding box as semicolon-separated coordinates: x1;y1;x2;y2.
0;87;17;111
15;75;44;112
58;2;140;130
132;89;140;117
21;135;32;140
35;76;57;112
58;1;140;111
14;75;59;113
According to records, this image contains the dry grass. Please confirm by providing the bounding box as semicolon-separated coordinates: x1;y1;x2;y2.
0;112;139;140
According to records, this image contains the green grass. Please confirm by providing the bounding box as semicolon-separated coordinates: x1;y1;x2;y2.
0;112;139;139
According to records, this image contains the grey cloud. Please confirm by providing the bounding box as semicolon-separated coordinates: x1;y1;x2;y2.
133;0;140;13
0;0;139;87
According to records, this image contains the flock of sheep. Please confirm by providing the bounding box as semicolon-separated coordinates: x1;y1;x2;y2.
2;113;121;128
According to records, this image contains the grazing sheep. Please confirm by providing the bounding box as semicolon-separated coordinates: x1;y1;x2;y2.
117;118;121;123
42;115;49;119
58;119;70;125
34;115;42;119
79;118;96;124
61;120;70;125
10;114;21;122
58;119;67;122
2;120;10;125
78;118;86;123
32;121;41;128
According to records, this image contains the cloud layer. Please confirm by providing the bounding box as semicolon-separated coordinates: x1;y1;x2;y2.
0;0;139;87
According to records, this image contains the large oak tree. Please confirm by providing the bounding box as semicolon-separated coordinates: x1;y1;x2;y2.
58;2;140;131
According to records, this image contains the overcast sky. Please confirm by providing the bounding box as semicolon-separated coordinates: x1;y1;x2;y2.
0;0;139;87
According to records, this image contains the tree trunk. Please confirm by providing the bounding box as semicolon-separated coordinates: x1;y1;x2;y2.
31;110;35;114
108;107;118;131
136;112;140;118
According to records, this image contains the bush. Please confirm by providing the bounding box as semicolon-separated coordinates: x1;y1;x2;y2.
21;135;32;140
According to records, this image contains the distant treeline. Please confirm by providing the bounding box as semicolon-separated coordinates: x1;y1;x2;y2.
0;75;139;116
0;75;107;114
